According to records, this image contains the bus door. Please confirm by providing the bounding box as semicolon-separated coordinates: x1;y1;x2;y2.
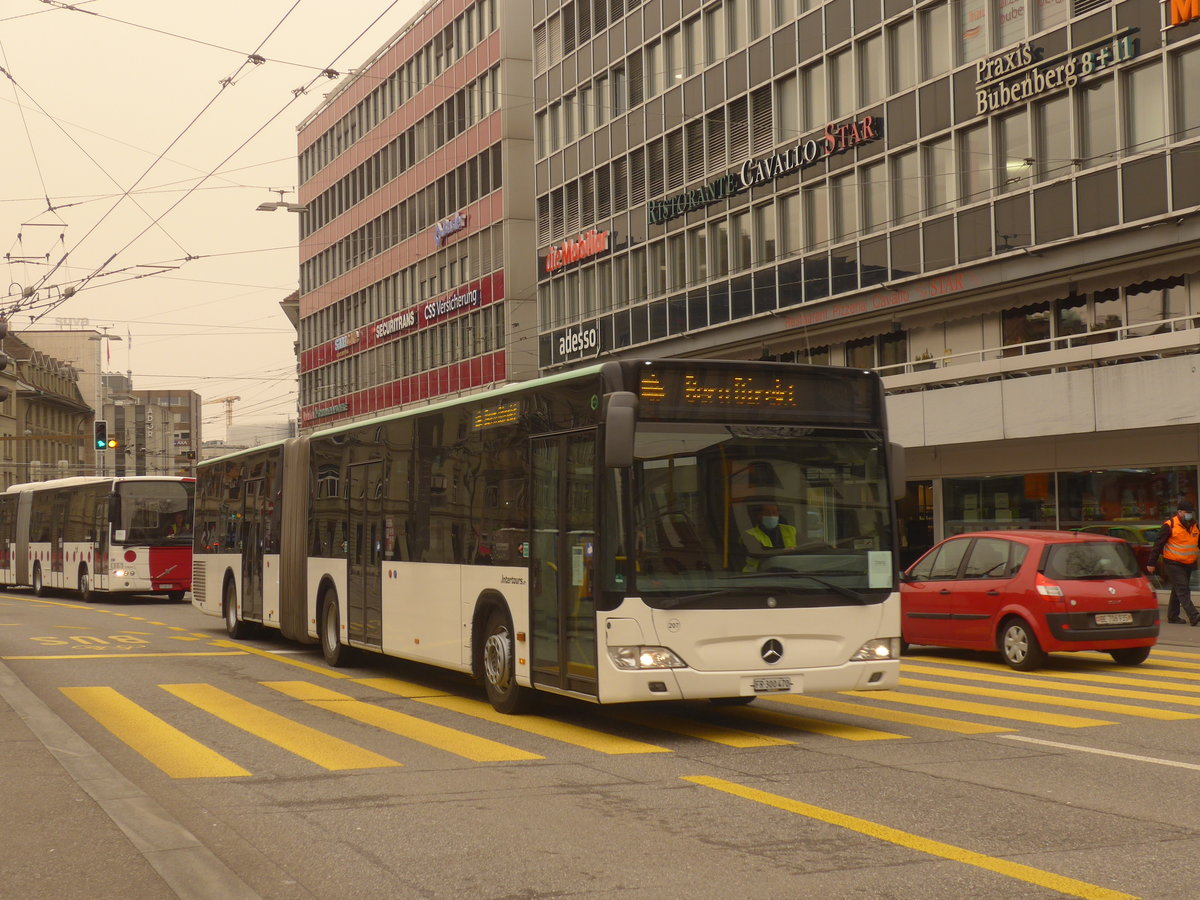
50;493;67;578
240;478;266;623
92;496;110;589
529;432;598;698
347;460;383;649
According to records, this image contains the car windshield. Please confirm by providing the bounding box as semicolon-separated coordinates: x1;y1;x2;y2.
604;424;895;608
1043;541;1140;579
114;481;194;545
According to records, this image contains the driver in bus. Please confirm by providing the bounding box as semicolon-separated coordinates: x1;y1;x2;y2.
742;502;797;571
168;511;191;537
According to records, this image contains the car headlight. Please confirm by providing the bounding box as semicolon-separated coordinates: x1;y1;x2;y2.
851;638;900;661
608;646;687;669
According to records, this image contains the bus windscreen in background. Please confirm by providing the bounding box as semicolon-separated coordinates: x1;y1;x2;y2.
114;481;195;545
634;364;880;425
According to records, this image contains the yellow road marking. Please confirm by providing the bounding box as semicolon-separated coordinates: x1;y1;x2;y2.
906;655;1200;693
730;705;906;741
683;776;1138;900
897;676;1196;721
841;689;1113;728
903;663;1200;710
263;681;543;762
371;686;672;755
162;683;401;771
605;708;795;748
766;694;1014;735
354;676;453;698
3;651;247;660
61;686;249;778
1078;654;1200;675
209;639;352;678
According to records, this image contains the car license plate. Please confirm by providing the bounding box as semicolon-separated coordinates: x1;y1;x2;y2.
1095;613;1133;625
752;676;793;693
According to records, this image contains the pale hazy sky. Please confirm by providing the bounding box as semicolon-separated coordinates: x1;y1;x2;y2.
0;0;424;439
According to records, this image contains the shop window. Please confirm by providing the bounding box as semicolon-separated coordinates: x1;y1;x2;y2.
944;474;1053;535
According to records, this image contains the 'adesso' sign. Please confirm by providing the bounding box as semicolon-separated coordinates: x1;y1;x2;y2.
648;116;881;226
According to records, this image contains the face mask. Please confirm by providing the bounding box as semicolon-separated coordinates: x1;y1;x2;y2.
1182;513;1194;523
760;516;780;530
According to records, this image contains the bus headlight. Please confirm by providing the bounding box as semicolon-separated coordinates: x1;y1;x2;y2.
608;646;687;669
851;638;899;661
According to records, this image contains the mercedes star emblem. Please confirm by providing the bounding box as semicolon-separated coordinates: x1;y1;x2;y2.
761;639;784;664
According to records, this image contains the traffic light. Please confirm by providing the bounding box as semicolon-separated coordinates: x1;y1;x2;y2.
106;436;119;450
94;421;108;449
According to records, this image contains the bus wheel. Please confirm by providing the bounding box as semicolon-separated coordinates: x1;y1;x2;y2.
78;568;94;603
482;608;535;715
167;591;186;603
320;591;352;667
223;578;250;639
32;563;44;597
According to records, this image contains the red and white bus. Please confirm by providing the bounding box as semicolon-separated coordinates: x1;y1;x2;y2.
193;359;904;712
0;476;194;601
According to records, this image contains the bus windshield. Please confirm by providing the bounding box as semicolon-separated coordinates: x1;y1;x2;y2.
612;424;894;607
114;481;195;546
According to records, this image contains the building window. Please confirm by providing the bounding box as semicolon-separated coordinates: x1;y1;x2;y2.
892;150;920;223
925;137;954;212
1034;94;1072;182
997;109;1031;191
1126;62;1165;154
831;173;857;243
960;124;991;203
858;33;884;108
1080;77;1117;168
955;0;987;65
889;17;916;93
921;3;950;79
802;63;825;131
829;51;853;120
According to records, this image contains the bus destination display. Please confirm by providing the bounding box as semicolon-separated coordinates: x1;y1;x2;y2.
636;366;876;423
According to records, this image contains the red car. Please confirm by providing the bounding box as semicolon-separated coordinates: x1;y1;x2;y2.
900;530;1159;670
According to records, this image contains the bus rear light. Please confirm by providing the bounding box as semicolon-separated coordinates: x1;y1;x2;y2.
608;646;686;669
113;568;136;578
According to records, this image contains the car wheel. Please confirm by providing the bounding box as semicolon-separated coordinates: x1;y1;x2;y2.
167;590;186;603
999;618;1045;671
223;578;249;639
1109;646;1151;666
78;568;93;603
481;607;535;714
320;590;352;667
32;563;44;597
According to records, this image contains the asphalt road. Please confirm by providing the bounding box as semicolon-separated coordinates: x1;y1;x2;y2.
4;589;1200;900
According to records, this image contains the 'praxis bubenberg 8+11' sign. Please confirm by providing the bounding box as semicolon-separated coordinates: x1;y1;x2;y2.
647;116;882;226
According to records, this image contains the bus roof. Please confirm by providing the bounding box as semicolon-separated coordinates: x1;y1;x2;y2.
5;475;193;494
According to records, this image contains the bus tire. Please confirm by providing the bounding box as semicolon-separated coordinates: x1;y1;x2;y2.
320;589;353;667
32;563;44;597
167;591;186;603
223;577;250;639
78;567;94;603
481;607;535;715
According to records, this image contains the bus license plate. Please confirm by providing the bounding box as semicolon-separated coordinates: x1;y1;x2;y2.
1095;613;1133;625
752;676;793;693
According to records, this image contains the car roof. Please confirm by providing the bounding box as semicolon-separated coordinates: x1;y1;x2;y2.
942;530;1124;545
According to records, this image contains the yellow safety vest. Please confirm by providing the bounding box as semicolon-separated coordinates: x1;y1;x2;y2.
743;524;797;572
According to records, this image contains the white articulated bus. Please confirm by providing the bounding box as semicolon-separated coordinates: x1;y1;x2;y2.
193;359;905;712
0;475;194;601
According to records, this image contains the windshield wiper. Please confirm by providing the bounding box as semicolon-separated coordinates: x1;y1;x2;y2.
722;571;866;602
656;589;746;609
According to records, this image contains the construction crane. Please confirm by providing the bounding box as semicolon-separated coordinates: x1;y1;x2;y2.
205;395;241;430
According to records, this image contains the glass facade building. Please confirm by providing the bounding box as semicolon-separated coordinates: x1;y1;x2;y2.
531;0;1200;562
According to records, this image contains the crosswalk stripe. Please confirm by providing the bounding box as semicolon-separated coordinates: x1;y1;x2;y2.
61;686;249;778
161;683;402;770
897;676;1197;720
764;694;1014;734
903;663;1200;709
841;689;1114;728
387;689;673;755
1076;653;1200;676
604;709;795;747
262;680;543;762
354;676;453;699
905;654;1200;694
730;706;906;741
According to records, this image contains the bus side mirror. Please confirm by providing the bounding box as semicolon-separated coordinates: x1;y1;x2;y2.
604;392;638;468
888;441;906;502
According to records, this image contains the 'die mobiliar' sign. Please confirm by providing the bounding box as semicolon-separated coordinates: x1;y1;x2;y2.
648;116;882;226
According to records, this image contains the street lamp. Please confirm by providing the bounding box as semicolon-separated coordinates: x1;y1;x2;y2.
256;189;307;213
